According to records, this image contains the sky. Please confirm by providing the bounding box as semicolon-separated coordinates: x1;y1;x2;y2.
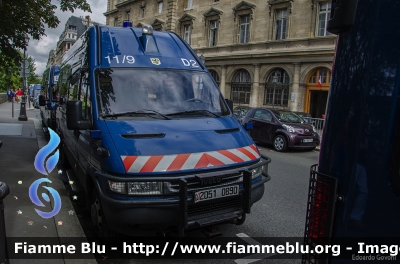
27;0;107;76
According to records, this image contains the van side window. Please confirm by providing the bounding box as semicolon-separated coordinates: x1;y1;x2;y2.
69;72;81;101
80;72;91;120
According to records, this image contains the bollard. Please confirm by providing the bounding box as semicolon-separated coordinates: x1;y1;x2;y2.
11;99;14;118
0;182;10;264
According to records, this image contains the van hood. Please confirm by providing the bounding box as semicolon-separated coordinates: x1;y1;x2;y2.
104;118;260;173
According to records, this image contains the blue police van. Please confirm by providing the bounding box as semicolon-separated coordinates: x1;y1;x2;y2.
303;0;400;262
55;24;271;237
39;65;60;134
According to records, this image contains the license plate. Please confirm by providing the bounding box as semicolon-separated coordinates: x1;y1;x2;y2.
194;185;239;203
303;139;313;142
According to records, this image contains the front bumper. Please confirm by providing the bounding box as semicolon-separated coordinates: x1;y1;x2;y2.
285;132;320;149
94;155;271;236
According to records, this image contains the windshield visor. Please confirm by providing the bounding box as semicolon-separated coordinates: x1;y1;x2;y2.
96;69;229;118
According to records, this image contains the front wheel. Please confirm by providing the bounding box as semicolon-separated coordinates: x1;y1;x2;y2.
91;187;119;238
273;135;288;152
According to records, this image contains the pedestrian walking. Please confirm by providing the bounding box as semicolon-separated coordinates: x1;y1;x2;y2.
6;89;13;102
12;89;17;103
15;88;23;103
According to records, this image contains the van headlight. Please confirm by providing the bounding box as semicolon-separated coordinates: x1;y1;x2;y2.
282;124;295;133
108;181;164;195
128;182;163;195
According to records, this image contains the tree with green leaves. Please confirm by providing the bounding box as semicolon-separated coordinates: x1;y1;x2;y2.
0;52;43;92
0;0;91;67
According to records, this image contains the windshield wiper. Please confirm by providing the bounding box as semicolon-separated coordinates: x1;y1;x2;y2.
102;110;171;120
166;110;220;118
136;109;171;120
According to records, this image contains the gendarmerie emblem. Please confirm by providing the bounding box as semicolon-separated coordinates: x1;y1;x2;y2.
150;58;161;65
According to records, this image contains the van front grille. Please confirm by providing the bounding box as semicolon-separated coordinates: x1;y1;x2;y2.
188;195;242;220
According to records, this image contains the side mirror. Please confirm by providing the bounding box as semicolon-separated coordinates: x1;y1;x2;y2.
66;100;91;130
225;99;233;112
38;95;46;106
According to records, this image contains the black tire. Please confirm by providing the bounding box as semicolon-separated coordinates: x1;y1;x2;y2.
90;187;119;238
273;135;288;152
234;213;246;225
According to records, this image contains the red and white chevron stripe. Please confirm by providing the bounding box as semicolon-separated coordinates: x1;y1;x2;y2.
121;144;260;173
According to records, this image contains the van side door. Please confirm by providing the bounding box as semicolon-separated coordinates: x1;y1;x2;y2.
59;71;81;168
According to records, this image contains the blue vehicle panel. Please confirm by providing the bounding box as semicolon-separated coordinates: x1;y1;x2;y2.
99;27;203;70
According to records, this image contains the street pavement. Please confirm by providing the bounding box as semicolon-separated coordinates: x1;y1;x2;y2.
0;100;96;264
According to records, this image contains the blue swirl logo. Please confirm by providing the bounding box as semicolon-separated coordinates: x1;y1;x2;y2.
30;128;62;218
29;178;61;218
34;128;60;175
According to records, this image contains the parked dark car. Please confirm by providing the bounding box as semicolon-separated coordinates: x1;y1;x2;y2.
242;108;320;152
293;111;312;123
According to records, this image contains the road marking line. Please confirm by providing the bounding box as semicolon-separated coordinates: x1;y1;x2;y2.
234;233;276;264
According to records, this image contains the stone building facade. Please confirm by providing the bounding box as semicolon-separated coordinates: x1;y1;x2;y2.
104;0;336;118
47;16;103;67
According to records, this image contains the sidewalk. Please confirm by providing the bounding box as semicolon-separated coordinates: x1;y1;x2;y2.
0;101;96;264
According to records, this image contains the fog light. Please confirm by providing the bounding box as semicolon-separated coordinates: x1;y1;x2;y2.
251;166;262;179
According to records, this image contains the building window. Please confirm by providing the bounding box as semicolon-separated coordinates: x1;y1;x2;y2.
209;20;218;47
114;18;118;26
317;2;332;36
209;70;220;87
126;11;130;21
275;9;287;40
231;70;251;104
264;69;290;107
67;43;71;49
158;1;163;13
308;68;331;85
187;0;193;9
141;7;146;18
183;25;191;44
239;15;250;43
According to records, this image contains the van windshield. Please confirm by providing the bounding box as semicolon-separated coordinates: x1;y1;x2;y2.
96;68;229;118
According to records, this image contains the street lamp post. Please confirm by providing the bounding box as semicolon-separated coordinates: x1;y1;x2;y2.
18;34;30;121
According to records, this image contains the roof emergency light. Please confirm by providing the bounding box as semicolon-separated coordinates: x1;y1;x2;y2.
139;24;158;53
142;24;153;35
123;21;132;27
